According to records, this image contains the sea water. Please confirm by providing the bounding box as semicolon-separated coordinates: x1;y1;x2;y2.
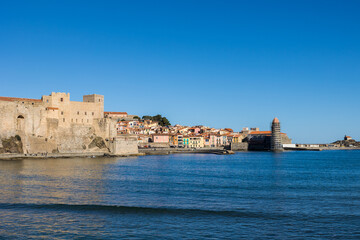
0;151;359;239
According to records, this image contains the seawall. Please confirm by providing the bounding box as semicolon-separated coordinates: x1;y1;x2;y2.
139;147;234;155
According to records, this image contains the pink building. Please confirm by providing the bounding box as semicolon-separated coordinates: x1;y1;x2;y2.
204;137;210;147
189;127;201;134
209;134;221;147
152;134;170;143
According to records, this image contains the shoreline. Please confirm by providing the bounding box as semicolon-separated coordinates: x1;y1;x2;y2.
0;152;145;160
1;147;359;160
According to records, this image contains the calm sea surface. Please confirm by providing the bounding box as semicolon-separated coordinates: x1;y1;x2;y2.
0;151;360;239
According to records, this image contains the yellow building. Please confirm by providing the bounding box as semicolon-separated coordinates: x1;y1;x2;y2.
232;134;243;143
189;136;204;148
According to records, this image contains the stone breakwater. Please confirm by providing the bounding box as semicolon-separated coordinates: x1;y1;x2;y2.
139;147;235;155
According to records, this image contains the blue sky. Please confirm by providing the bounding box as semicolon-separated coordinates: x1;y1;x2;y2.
1;0;359;143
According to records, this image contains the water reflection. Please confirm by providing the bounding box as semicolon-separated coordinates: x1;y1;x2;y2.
0;157;122;204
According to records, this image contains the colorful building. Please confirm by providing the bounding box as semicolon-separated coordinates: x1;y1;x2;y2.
189;135;204;148
152;134;169;143
183;136;190;148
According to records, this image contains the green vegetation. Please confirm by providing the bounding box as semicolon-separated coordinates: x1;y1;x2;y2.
142;114;171;126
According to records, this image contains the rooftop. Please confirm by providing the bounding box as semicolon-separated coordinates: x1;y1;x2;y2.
249;131;286;135
272;117;280;123
104;112;128;115
0;96;42;102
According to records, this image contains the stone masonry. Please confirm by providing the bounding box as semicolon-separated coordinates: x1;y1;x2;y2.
0;92;138;155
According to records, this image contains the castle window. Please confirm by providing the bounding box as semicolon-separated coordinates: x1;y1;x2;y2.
63;118;65;122
92;112;94;116
60;98;63;102
85;112;87;115
61;111;64;115
77;111;79;115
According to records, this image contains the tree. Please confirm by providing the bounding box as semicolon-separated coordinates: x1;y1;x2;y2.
141;114;171;126
142;115;152;120
160;117;170;126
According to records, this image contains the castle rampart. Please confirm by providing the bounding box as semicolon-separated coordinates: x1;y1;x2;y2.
0;92;137;156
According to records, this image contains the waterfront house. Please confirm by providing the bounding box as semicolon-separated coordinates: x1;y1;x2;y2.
183;136;190;148
152;134;170;143
169;134;178;146
204;136;210;147
189;135;204;148
209;134;221;147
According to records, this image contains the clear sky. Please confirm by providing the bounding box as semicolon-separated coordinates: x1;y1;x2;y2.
1;0;359;143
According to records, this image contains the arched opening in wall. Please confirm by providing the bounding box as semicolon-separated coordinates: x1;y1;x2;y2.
17;115;25;131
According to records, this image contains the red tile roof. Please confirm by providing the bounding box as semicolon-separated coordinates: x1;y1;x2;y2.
104;112;128;115
0;96;42;102
249;131;286;135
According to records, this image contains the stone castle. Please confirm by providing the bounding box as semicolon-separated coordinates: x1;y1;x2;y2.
0;92;138;155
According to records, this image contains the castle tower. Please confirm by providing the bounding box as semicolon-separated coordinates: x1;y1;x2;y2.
271;117;283;152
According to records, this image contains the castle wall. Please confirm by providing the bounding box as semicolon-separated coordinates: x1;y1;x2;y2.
0;92;129;155
230;142;248;151
110;135;139;155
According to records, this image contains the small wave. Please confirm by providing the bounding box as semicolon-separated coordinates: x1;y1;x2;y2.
0;203;241;216
0;203;359;221
0;203;277;218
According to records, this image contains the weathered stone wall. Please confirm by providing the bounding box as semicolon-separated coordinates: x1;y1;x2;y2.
230;142;248;151
110;135;139;155
0;136;23;153
138;142;170;148
0;92;133;155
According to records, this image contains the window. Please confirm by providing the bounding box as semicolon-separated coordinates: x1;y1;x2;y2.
63;118;65;122
47;100;49;103
61;111;64;115
85;112;87;115
77;111;79;115
92;112;94;116
60;98;63;102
